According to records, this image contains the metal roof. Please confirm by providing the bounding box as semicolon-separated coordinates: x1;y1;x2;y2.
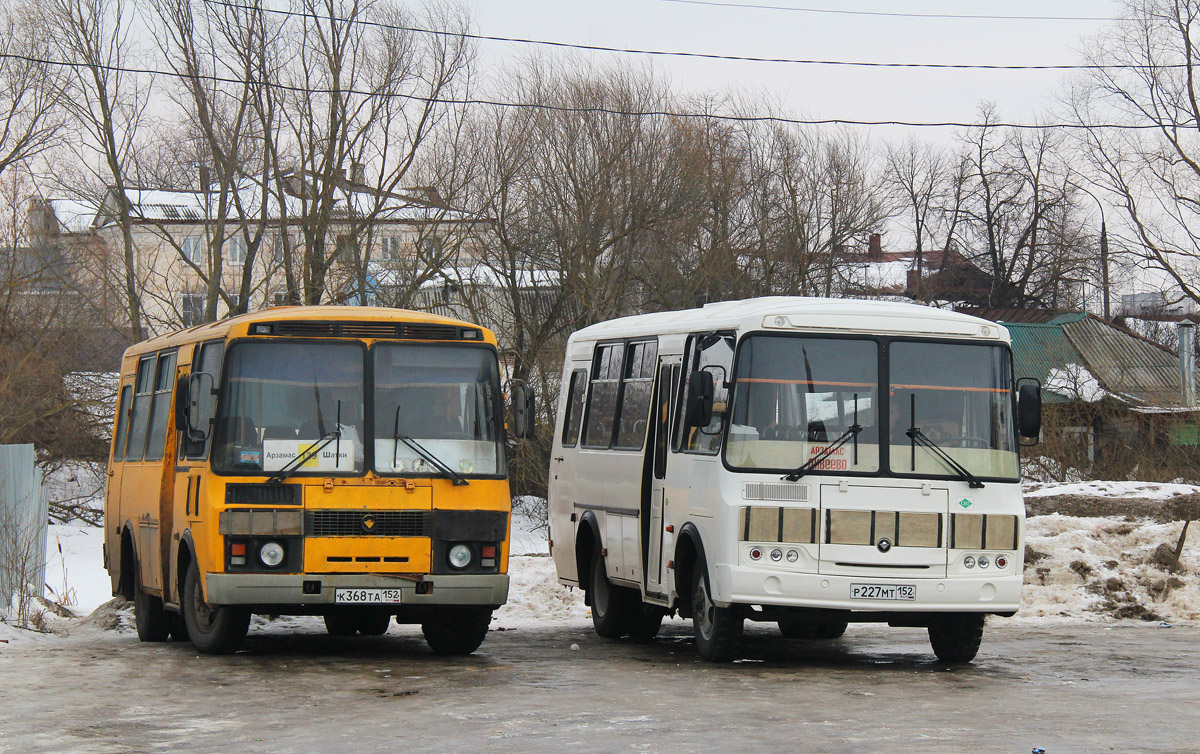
1000;313;1189;409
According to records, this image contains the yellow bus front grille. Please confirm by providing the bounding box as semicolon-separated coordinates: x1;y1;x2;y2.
304;537;431;573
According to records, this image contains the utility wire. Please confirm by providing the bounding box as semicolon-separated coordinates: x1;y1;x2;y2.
196;0;1146;71
654;0;1112;22
10;49;1172;130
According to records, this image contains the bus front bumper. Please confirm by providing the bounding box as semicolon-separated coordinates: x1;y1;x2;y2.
204;572;509;607
718;565;1021;613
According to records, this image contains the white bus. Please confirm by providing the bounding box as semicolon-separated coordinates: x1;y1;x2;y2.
547;297;1040;662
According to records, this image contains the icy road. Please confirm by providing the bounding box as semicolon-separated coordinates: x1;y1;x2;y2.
1;620;1197;753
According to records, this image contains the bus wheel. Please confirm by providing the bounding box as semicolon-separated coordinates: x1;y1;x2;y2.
777;620;818;639
628;605;666;642
133;568;171;643
183;562;250;655
691;556;742;662
421;607;492;655
928;614;985;663
323;613;359;636
589;549;636;639
168;610;190;642
357;612;391;636
812;621;848;640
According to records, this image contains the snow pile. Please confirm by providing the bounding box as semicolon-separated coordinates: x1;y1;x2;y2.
494;556;588;628
1025;480;1200;500
1019;514;1199;623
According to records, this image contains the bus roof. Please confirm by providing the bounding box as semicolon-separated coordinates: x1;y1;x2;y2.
568;297;1010;344
122;305;496;359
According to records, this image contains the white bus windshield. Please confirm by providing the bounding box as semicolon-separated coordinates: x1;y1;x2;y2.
726;335;1019;481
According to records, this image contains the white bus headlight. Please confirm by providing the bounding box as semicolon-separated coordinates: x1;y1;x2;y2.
259;541;285;567
448;544;472;569
963;555;976;569
770;549;783;562
977;555;990;569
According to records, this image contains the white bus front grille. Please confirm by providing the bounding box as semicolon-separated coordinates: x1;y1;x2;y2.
743;482;809;502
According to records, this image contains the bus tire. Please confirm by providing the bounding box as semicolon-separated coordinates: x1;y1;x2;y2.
628;605;666;642
691;555;742;662
589;548;636;639
421;607;492;655
183;562;250;655
323;613;359;636
357;612;392;636
813;621;848;640
133;567;171;643
778;620;817;639
169;610;190;642
928;613;985;663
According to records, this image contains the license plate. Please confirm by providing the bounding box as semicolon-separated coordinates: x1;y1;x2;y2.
850;583;916;601
334;588;403;604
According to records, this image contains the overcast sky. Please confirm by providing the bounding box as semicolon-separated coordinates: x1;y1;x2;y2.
465;0;1121;136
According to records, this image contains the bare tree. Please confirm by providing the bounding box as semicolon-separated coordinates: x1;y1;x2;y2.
1070;0;1200;307
885;136;947;283
41;0;153;340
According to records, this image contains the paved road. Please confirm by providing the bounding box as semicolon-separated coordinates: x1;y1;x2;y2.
1;619;1196;753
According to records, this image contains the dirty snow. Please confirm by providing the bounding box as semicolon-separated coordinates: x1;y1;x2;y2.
1023;480;1200;499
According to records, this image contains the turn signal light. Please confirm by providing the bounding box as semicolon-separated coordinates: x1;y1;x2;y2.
231;543;247;556
481;545;497;558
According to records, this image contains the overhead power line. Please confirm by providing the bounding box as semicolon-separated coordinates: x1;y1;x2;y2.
654;0;1112;22
199;0;1139;71
4;49;1173;131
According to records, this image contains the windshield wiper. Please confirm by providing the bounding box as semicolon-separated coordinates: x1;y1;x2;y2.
782;423;862;482
906;427;985;489
266;399;343;485
266;428;341;485
393;405;468;486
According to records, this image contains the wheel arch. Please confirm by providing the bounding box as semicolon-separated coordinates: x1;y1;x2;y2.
176;530;197;605
575;510;602;601
673;522;707;619
118;524;137;600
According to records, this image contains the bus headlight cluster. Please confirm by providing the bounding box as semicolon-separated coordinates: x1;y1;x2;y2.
259;541;285;567
749;547;801;563
448;544;473;569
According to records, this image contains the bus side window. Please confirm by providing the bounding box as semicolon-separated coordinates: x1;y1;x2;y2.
562;369;587;448
582;344;623;449
112;384;132;462
144;351;178;462
186;340;225;460
125;356;156;461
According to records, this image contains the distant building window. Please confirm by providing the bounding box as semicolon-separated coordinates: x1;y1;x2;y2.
181;293;205;327
380;236;403;261
227;236;247;265
422;235;443;257
181;236;203;264
273;291;288;306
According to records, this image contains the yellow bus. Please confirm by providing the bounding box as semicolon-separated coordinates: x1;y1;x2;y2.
103;306;533;654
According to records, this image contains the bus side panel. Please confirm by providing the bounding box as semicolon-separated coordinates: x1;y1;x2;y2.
105;376;134;595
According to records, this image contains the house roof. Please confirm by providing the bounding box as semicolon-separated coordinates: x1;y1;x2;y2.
983;311;1191;410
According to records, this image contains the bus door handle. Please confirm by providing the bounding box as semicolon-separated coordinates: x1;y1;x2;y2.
553;456;564;462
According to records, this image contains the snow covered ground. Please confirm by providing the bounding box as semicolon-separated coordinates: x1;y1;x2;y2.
4;480;1199;647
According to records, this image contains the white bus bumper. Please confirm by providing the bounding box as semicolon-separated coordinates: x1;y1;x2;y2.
717;564;1021;613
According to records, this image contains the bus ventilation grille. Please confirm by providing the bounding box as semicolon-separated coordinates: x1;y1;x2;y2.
271;321;463;340
225;483;301;505
743;482;809;502
305;510;432;537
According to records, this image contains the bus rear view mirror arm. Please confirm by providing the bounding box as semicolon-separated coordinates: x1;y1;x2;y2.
685;370;714;428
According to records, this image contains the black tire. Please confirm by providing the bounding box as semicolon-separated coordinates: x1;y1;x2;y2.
168;610;190;642
628;605;666;642
691;555;743;662
133;564;171;643
182;562;250;655
778;620;818;639
324;612;359;636
588;548;637;639
812;621;848;640
928;613;985;663
356;612;392;636
421;607;492;655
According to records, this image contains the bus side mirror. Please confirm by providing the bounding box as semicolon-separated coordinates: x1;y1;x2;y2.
186;372;215;442
685;370;714;428
512;384;536;439
1017;379;1041;445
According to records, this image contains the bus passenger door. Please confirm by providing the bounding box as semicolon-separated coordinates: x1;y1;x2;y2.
642;359;680;600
